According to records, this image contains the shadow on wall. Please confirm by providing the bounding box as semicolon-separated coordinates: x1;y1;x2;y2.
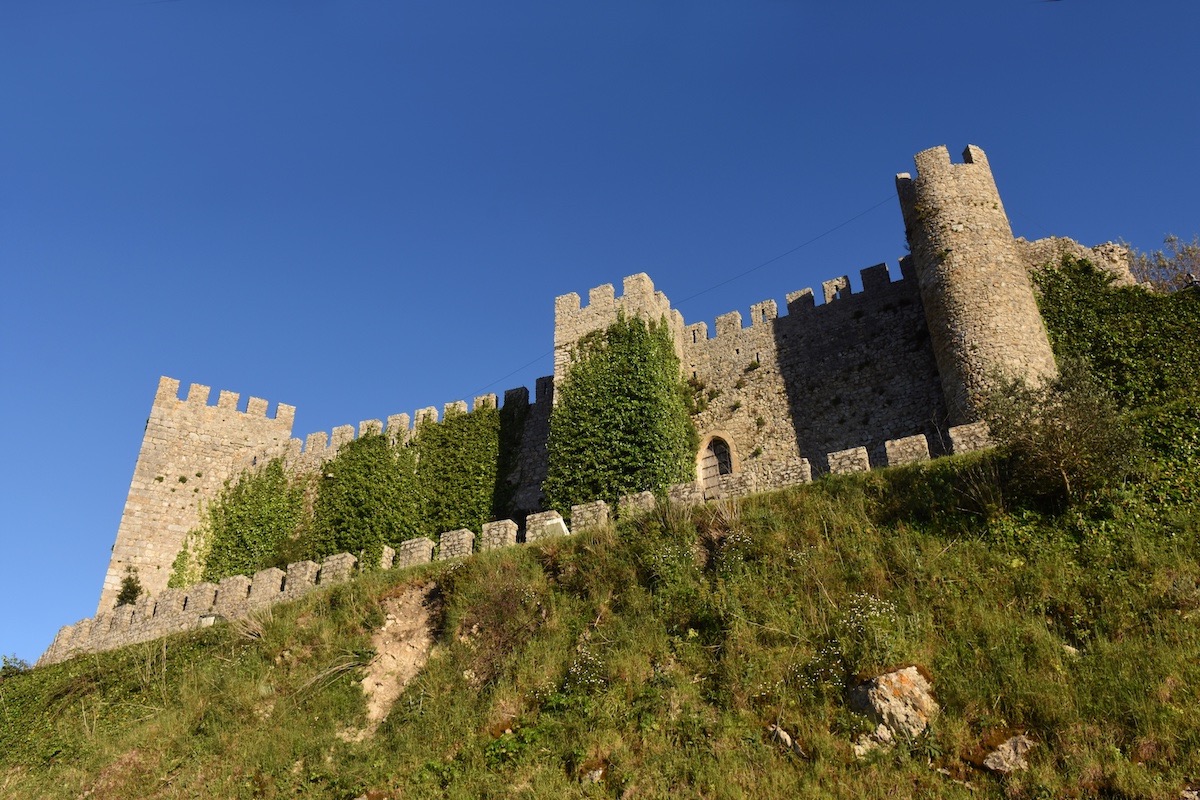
773;261;950;473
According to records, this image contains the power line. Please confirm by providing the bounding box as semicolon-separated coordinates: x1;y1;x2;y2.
470;192;896;395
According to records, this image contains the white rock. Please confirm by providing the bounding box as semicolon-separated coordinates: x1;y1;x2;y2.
983;734;1036;775
849;666;939;739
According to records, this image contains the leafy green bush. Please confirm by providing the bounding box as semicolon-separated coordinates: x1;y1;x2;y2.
543;315;696;514
198;459;307;582
981;360;1140;508
115;566;143;607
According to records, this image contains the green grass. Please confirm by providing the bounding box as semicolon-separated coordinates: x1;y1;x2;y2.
4;440;1199;799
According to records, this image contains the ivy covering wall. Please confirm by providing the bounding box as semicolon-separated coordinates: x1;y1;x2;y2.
176;404;513;582
1035;256;1200;408
307;433;420;568
416;403;501;537
543;314;697;516
168;459;307;585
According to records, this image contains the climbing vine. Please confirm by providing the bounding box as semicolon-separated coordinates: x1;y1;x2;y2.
416;403;502;536
307;433;420;568
1035;256;1200;408
543;314;696;515
194;459;307;583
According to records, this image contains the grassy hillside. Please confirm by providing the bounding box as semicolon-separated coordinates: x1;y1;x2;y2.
3;265;1197;799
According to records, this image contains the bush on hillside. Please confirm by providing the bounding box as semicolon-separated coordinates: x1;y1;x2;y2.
1131;234;1200;292
981;360;1140;508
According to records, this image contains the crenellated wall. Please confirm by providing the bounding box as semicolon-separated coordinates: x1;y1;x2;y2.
98;378;297;612
87;143;1098;634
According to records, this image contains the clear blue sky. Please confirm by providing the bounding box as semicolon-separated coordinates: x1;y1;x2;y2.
2;0;1197;664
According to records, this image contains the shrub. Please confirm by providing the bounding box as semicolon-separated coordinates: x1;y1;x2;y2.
1131;234;1200;292
981;360;1140;507
116;566;143;607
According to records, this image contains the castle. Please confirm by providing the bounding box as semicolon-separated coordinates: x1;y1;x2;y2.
42;144;1134;664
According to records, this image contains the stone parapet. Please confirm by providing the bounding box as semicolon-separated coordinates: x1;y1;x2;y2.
438;529;475;560
526;511;570;542
828;447;871;474
617;491;657;519
480;520;519;550
948;422;993;455
570;500;611;530
885;434;931;466
396;538;436;568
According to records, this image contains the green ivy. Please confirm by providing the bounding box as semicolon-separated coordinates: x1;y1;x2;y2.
307;433;420;567
543;314;696;515
1035;256;1200;408
416;404;501;535
199;459;306;583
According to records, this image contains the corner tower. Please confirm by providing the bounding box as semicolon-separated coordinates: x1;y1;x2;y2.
97;377;296;612
896;145;1057;424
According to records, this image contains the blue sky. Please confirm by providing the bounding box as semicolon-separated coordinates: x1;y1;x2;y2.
2;0;1197;663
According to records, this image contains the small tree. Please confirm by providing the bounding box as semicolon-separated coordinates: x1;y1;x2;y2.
1131;234;1200;292
116;566;143;607
981;360;1140;508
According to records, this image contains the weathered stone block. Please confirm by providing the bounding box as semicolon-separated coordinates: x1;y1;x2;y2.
948;422;992;454
438;529;475;560
570;500;611;530
379;544;396;570
480;519;518;550
526;510;570;542
213;575;253;617
283;561;319;600
184;582;218;615
711;472;757;499
320;553;358;585
885;434;930;466
396;537;435;568
249;567;286;607
666;482;704;507
828;446;871;474
617;491;656;519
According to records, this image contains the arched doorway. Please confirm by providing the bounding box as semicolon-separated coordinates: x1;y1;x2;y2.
698;434;736;494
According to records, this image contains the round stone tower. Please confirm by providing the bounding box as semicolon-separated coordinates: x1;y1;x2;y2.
896;144;1058;424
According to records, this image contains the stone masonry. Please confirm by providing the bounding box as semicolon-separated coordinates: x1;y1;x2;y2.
84;143;1132;633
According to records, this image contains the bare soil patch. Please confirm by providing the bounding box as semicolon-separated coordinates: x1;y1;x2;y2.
341;582;436;741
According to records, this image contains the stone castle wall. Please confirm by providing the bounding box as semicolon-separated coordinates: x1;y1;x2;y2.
98;378;297;612
91;143;1092;633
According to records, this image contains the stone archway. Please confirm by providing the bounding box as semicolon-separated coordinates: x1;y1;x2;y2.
697;433;739;494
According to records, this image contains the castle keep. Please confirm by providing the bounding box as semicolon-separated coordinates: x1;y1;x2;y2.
83;144;1130;628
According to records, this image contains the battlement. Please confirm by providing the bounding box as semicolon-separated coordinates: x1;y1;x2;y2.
287;390;520;470
683;261;913;344
553;272;684;384
155;376;296;427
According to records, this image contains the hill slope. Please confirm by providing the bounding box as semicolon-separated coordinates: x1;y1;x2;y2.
3;266;1198;799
